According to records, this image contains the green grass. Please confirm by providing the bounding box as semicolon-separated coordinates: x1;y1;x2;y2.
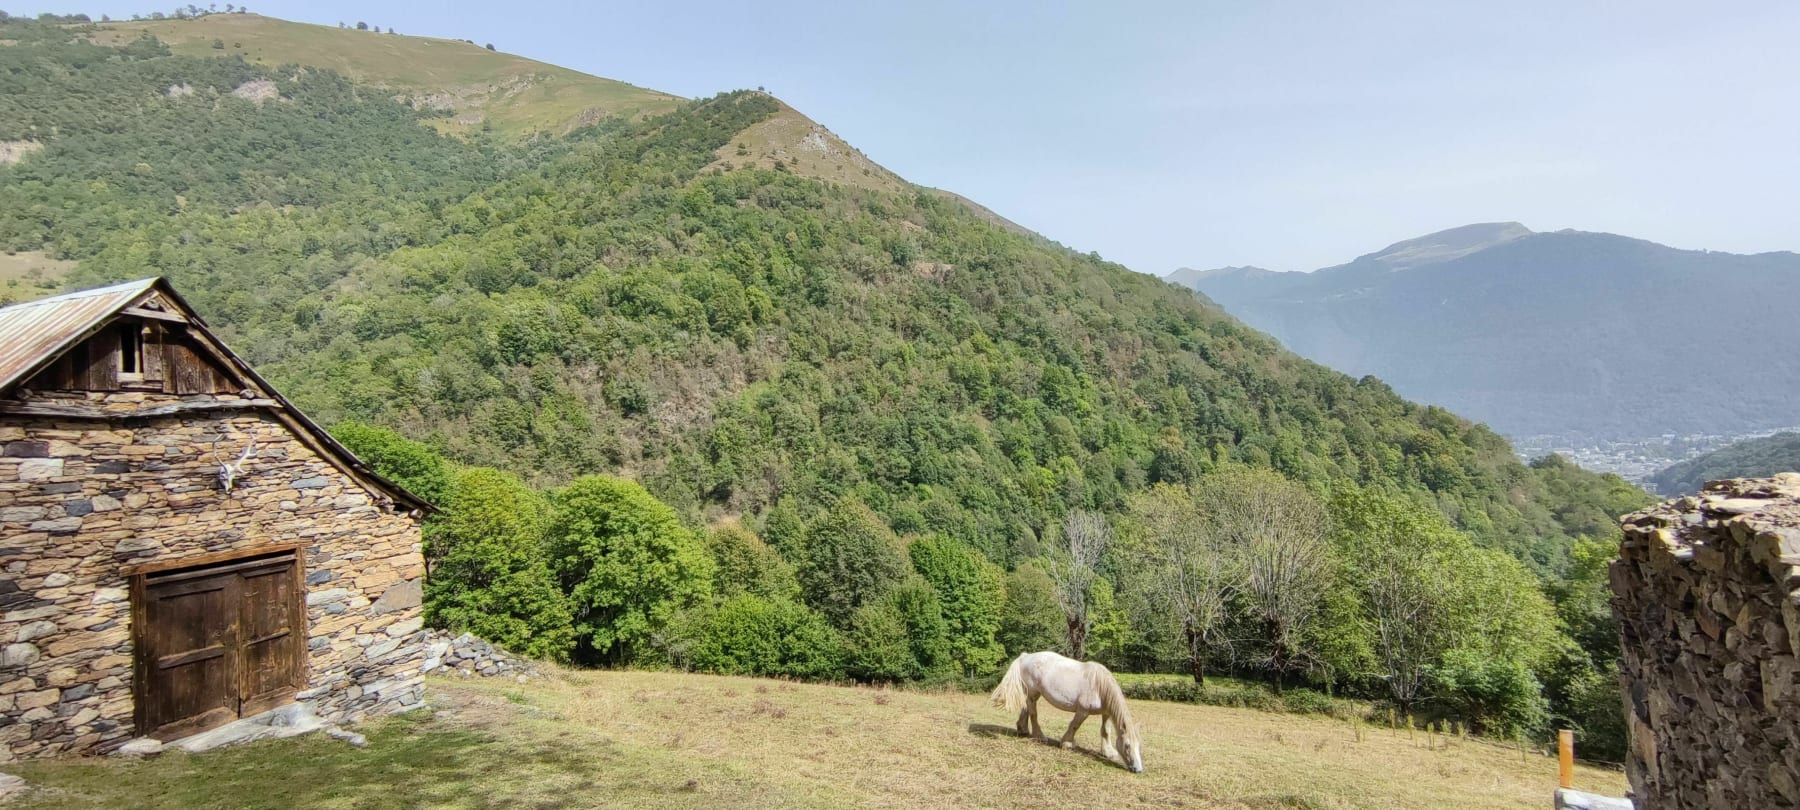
5;669;1625;809
91;15;682;138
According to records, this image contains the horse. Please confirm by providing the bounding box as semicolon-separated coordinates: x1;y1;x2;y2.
991;650;1144;773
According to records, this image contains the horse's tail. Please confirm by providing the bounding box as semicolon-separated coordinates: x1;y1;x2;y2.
991;655;1028;715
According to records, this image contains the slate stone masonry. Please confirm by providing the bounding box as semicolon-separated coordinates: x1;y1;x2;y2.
0;391;427;759
1613;475;1800;809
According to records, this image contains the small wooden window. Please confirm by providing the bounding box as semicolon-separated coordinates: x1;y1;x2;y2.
117;323;144;382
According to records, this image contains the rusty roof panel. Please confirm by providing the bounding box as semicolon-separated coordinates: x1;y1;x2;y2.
0;279;158;394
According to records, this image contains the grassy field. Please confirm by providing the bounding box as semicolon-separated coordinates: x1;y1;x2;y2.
7;668;1624;809
0;251;75;304
91;14;681;137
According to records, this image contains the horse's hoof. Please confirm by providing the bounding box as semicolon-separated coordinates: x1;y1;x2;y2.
1060;741;1075;750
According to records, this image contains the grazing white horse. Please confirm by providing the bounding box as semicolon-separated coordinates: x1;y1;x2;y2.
991;651;1144;773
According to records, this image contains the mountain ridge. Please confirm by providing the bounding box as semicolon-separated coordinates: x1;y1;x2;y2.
1169;225;1800;442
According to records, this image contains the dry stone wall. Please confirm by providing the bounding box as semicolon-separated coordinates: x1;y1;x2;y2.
1613;475;1800;809
0;391;427;759
422;630;541;680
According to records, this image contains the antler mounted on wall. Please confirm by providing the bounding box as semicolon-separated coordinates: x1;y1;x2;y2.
211;441;258;493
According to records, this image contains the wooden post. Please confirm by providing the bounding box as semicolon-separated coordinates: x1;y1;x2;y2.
1558;729;1575;788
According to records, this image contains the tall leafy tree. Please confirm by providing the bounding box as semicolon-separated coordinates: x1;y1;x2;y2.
423;468;574;661
908;535;1006;675
549;476;714;664
1118;483;1243;684
998;562;1064;658
797;497;908;629
706;520;800;601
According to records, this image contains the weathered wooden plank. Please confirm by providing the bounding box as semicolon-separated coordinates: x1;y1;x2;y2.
0;398;279;420
141;322;166;384
82;329;119;390
119;306;189;324
123;542;303;578
168;337;211;395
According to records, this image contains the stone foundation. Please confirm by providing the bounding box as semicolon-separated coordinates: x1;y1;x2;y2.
1613;475;1800;808
0;391;426;759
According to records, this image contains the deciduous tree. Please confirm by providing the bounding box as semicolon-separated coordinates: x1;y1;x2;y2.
549;476;714;664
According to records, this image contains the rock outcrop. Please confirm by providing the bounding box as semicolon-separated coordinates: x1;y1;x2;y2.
1614;475;1800;808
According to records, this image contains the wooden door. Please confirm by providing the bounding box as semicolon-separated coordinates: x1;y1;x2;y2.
237;560;303;716
134;550;305;740
138;569;240;740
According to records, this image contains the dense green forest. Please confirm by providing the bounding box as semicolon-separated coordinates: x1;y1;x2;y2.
1649;432;1800;496
0;14;1652;756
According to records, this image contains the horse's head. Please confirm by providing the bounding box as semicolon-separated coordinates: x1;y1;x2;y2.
1119;722;1144;773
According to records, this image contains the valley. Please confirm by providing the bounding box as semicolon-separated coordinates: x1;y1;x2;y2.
0;8;1674;789
1514;426;1800;489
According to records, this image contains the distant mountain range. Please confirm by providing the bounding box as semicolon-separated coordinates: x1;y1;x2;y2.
1169;223;1800;442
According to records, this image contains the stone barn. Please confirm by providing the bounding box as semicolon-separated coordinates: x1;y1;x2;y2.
0;278;432;759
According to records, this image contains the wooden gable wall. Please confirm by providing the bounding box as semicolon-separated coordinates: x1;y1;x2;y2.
24;319;240;395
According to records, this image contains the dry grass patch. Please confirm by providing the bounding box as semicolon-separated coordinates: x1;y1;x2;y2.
709;99;909;194
6;668;1624;809
0;251;75;304
91;14;681;138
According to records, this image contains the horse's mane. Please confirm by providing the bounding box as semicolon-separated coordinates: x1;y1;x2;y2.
1086;662;1140;748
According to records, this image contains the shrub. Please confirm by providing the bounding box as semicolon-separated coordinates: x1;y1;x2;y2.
1118;676;1352;718
676;595;843;680
1560;661;1628;763
1427;647;1550;737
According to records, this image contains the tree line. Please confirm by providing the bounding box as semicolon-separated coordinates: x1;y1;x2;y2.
340;422;1631;754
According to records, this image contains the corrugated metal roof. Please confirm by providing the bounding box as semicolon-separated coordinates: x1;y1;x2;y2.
0;278;158;393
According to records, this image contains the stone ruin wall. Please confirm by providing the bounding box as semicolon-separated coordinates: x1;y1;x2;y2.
0;391;427;759
1613;475;1800;809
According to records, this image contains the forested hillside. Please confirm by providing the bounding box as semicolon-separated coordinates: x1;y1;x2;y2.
0;13;1649;755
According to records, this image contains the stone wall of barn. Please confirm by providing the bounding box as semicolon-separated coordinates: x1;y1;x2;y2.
1613;475;1800;809
0;391;426;760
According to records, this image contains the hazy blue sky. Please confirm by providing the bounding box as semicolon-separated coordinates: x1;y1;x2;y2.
38;1;1800;273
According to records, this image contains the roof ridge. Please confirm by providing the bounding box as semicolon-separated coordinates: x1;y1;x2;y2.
0;278;159;313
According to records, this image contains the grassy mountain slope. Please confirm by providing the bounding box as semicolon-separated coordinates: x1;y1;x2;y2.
0;14;1640;581
91;13;681;137
1650;432;1800;496
1173;224;1800;442
707;98;907;194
